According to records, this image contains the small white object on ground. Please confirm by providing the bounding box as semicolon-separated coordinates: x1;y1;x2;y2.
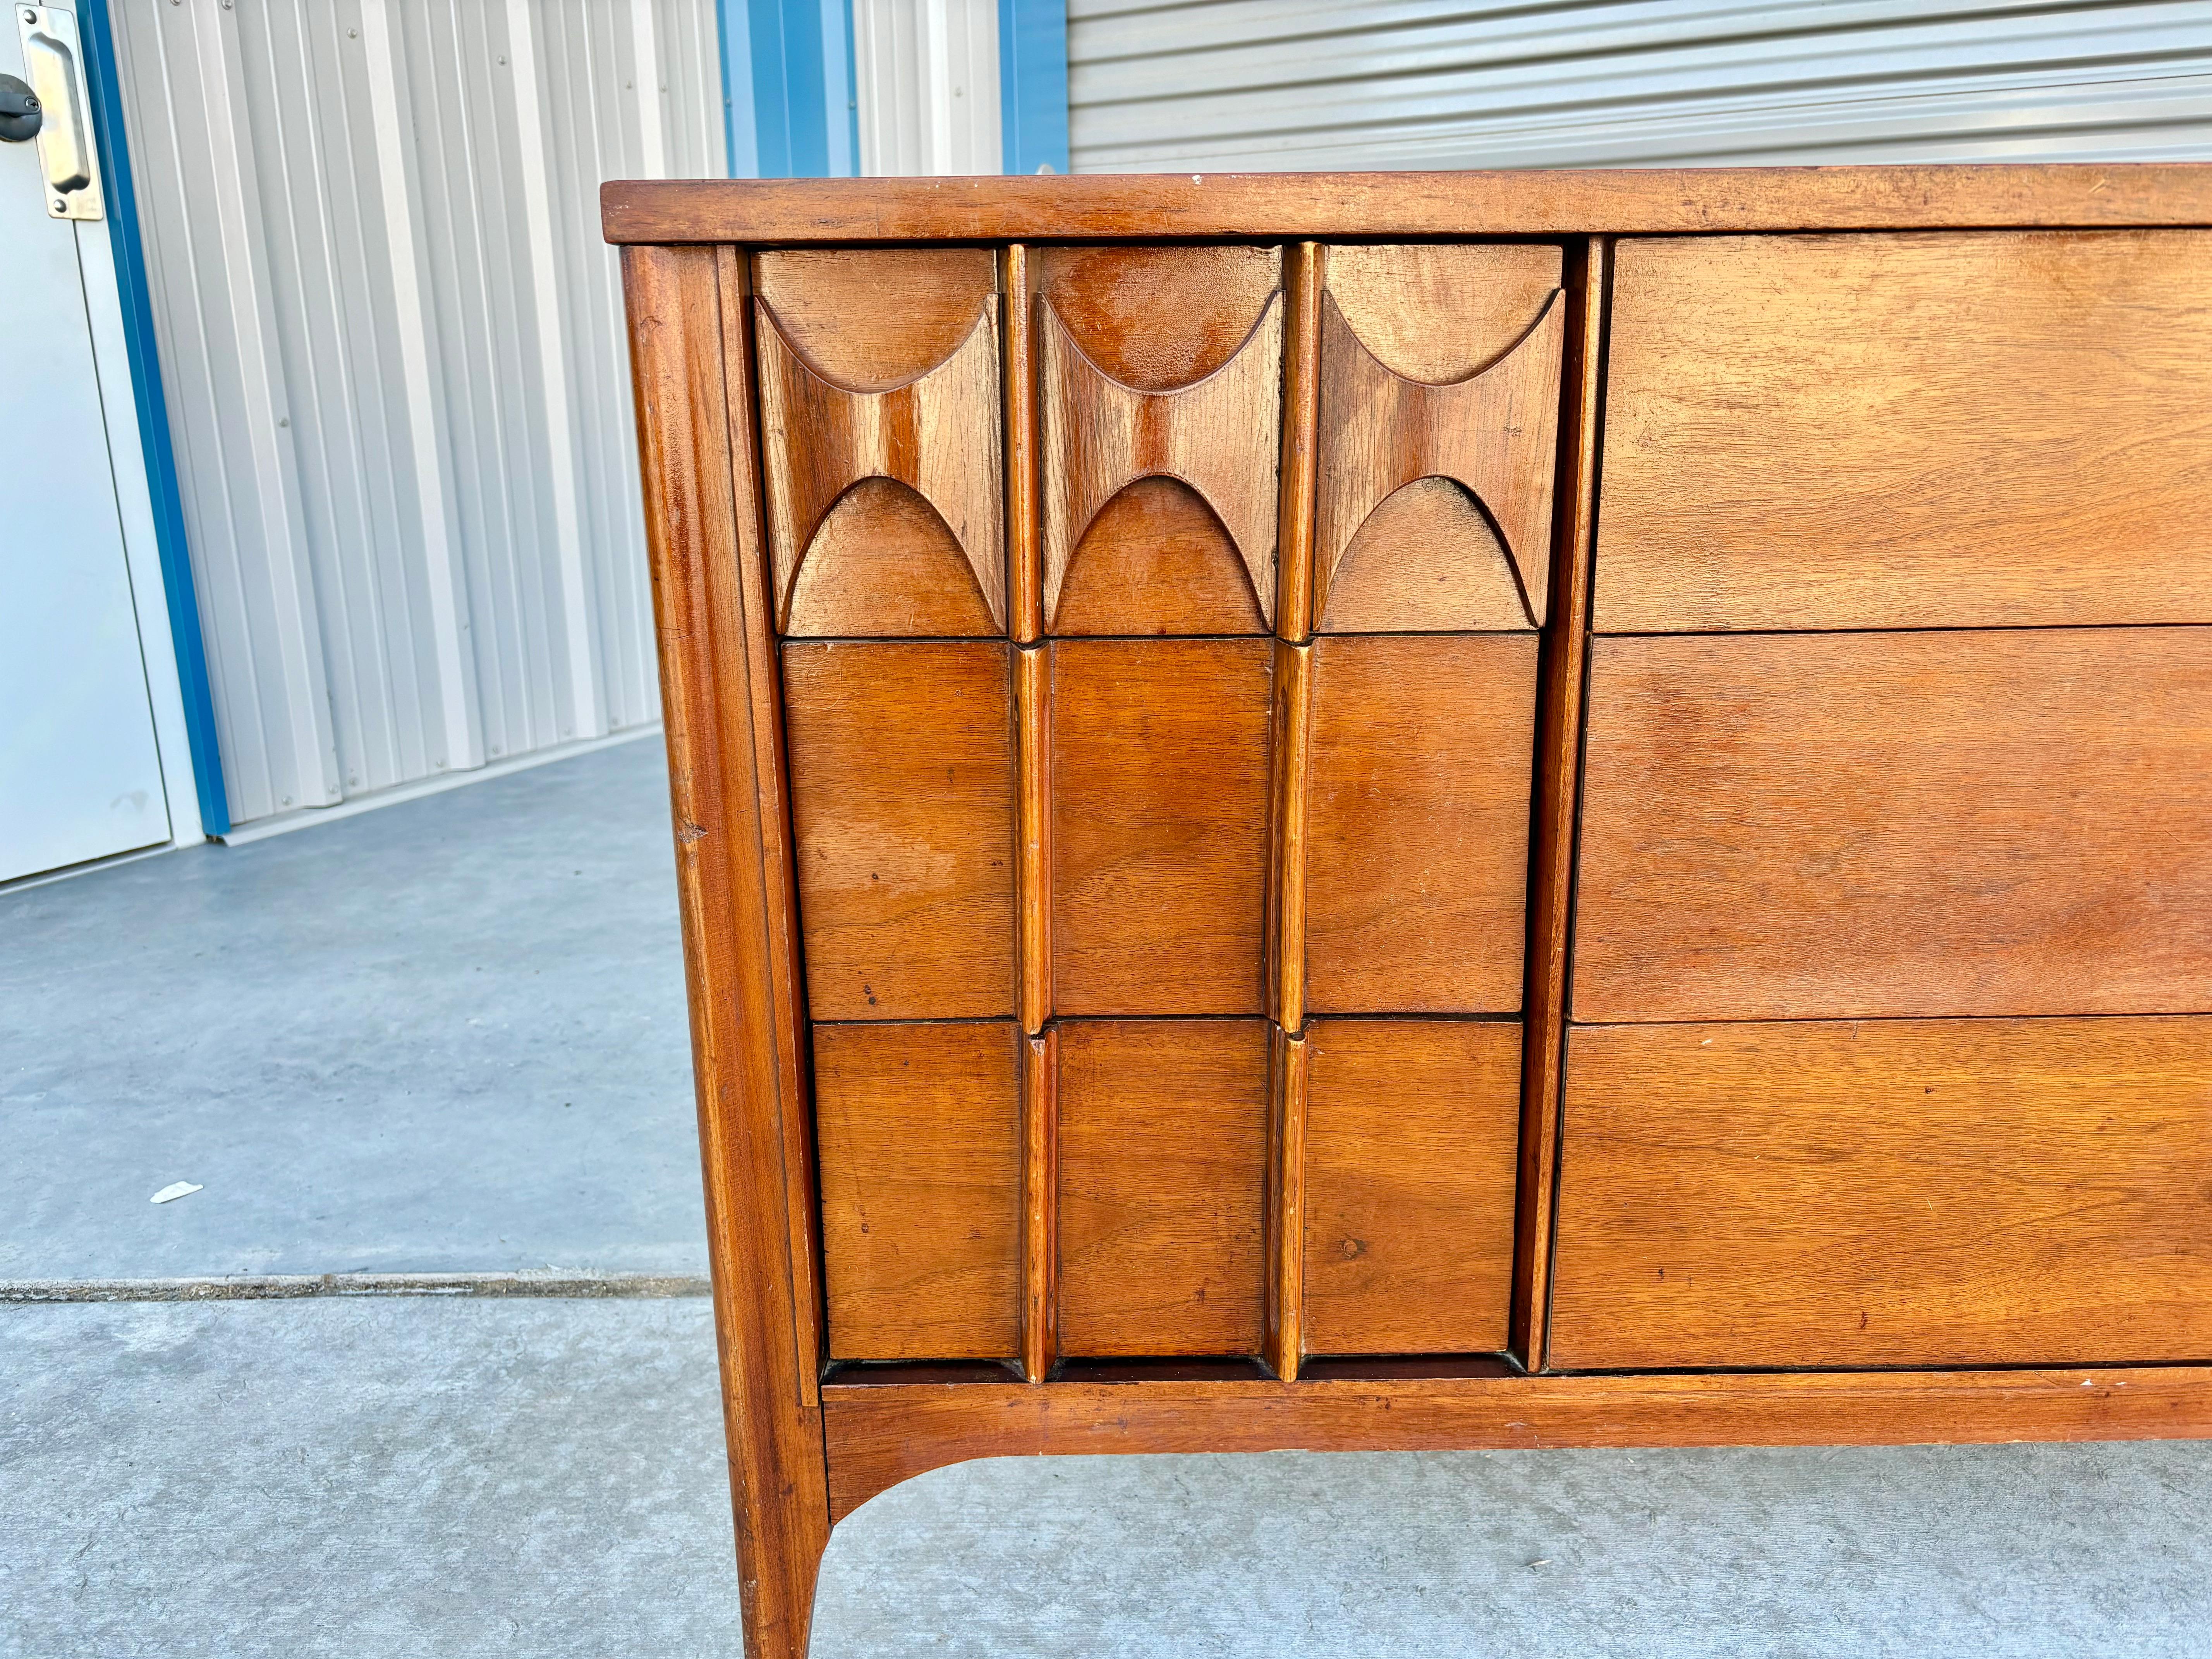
149;1182;203;1204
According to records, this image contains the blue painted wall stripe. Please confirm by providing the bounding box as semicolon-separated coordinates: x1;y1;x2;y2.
721;0;858;179
718;0;761;176
79;0;230;837
1000;0;1070;175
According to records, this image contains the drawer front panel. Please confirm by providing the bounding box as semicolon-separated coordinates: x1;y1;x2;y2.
1050;638;1275;1017
1315;243;1564;632
1573;627;2212;1023
1056;1018;1270;1358
783;641;1017;1021
1550;1017;2212;1370
754;248;1006;637
1302;1018;1522;1356
1036;245;1284;635
1597;230;2212;634
816;1020;1023;1361
1305;634;1538;1014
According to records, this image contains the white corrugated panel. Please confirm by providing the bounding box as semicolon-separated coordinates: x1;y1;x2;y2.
855;0;1004;175
1070;0;2212;172
112;0;720;826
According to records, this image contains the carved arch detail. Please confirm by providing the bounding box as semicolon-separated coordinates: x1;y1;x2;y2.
1314;289;1565;629
1039;291;1283;630
756;297;1006;632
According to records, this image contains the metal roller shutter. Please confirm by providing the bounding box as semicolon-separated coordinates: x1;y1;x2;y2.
1069;0;2212;172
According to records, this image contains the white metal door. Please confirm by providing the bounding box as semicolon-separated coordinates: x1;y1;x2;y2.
0;6;167;883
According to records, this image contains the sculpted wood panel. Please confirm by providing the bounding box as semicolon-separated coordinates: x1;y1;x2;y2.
1551;1017;2212;1370
1302;1019;1522;1357
1315;244;1565;632
1574;629;2212;1023
1049;639;1274;1017
781;642;1016;1020
1038;246;1283;633
754;249;1005;635
1599;230;2212;631
1056;1018;1270;1358
1305;635;1538;1014
815;1021;1022;1360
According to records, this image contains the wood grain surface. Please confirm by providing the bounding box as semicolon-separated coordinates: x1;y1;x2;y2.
1550;1017;2212;1370
753;247;996;389
1049;639;1274;1017
1573;628;2212;1022
605;166;2212;245
1302;1019;1523;1357
782;642;1016;1020
819;1364;2212;1521
1305;634;1538;1014
815;1021;1022;1360
1512;237;1607;1373
1315;246;1564;631
1599;230;2212;631
623;244;828;1659
1038;251;1283;632
1056;1018;1271;1357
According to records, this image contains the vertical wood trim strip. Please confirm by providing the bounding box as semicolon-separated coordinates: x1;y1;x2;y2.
1017;643;1053;1033
1512;236;1609;1375
1267;639;1313;1033
1265;1024;1309;1380
1274;241;1322;644
1021;1026;1060;1382
717;249;826;1410
623;244;829;1658
1002;243;1041;643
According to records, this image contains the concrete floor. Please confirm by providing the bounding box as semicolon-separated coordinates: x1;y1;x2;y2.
7;737;2211;1657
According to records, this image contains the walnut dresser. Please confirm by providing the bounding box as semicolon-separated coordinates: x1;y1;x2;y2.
605;167;2212;1658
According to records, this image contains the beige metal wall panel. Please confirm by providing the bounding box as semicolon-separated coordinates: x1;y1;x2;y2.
110;0;722;826
1069;0;2212;172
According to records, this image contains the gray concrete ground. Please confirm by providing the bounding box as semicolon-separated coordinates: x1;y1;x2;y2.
6;737;2211;1657
0;735;704;1280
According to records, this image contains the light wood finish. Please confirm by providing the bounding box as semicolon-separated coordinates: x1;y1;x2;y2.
1574;628;2212;1023
1056;1018;1270;1357
1001;244;1042;645
1315;246;1565;631
1020;1029;1058;1382
1264;1026;1307;1381
605;166;2212;245
820;1365;2212;1521
1513;237;1607;1374
1015;644;1051;1035
1038;246;1283;632
1599;230;2212;632
1303;1019;1522;1357
1275;242;1322;642
755;255;1006;633
622;244;828;1659
1049;639;1274;1017
782;478;998;637
1305;635;1538;1014
815;1022;1022;1360
781;642;1016;1021
1265;639;1312;1032
1552;1017;2212;1371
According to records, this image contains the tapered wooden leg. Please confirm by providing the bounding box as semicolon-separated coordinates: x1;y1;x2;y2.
624;242;835;1659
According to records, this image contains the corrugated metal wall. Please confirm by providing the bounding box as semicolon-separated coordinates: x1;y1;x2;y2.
1070;1;2212;172
855;0;1004;175
112;0;721;826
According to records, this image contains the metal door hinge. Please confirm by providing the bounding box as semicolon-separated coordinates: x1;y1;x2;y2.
16;5;102;221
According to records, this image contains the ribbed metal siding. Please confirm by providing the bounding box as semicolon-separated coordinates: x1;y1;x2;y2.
1070;1;2212;172
112;0;719;826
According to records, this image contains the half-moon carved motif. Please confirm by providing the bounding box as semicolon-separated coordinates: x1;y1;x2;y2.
1314;289;1564;630
1039;291;1284;631
756;297;1005;633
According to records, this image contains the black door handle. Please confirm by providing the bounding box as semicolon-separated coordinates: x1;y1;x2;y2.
0;72;39;143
